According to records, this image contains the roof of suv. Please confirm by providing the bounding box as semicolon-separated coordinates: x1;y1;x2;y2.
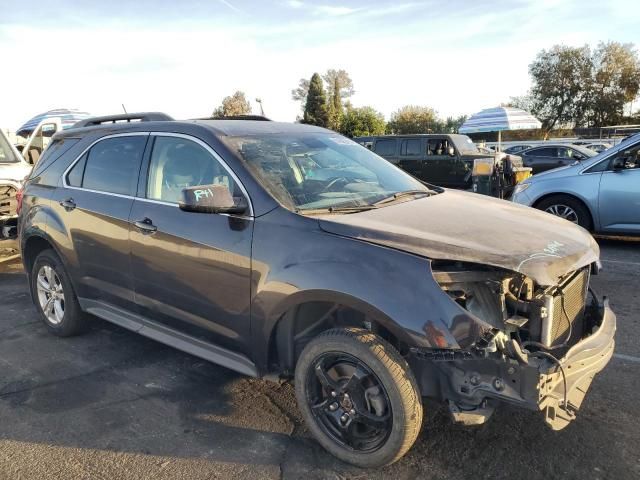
57;113;331;139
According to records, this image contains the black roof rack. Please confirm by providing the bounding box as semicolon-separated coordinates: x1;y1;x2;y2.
197;115;272;121
72;112;174;129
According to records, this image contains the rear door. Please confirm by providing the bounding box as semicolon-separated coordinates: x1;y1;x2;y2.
397;138;424;178
53;133;148;310
598;143;640;234
129;133;254;355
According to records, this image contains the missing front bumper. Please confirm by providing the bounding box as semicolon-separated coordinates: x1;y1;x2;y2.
410;299;616;430
538;299;615;430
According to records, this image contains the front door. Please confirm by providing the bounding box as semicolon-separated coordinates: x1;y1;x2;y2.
52;133;148;310
598;144;640;234
424;137;464;187
129;133;254;355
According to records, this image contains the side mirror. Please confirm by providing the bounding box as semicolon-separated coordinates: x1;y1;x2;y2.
448;146;456;156
179;184;248;214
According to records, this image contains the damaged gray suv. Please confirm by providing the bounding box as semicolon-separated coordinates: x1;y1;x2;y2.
18;113;615;468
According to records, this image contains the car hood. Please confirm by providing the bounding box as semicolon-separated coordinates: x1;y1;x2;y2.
316;190;599;286
0;161;31;183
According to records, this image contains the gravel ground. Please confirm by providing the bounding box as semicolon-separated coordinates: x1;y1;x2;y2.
0;239;638;479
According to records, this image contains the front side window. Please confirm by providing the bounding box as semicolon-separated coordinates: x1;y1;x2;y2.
527;147;556;157
611;144;640;170
223;133;431;212
80;135;146;195
427;138;451;156
146;136;240;204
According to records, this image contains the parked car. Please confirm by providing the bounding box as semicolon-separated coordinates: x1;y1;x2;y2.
19;113;615;467
353;134;523;196
503;144;533;155
512;134;640;234
1;129;31;242
584;142;612;154
519;144;597;174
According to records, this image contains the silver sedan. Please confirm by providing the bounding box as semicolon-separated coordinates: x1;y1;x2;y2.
512;134;640;235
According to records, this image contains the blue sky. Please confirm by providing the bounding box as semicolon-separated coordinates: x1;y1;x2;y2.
0;0;637;129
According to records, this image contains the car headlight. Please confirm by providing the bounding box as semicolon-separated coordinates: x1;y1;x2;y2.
512;182;531;195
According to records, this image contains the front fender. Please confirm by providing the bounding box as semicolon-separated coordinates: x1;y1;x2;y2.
249;208;483;372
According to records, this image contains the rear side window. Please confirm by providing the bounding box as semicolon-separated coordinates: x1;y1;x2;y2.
528;147;556;157
374;139;396;156
400;139;422;156
74;136;147;196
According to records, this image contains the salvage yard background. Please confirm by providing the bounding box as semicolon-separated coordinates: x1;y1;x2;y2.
0;239;639;480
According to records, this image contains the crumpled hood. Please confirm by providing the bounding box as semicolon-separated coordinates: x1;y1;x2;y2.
317;190;600;286
0;161;31;183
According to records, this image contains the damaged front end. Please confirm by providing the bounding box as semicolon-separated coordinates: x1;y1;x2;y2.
409;261;616;430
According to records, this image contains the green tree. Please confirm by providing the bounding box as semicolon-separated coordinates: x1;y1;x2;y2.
528;45;593;133
302;73;328;127
212;90;252;117
291;78;310;106
589;41;640;126
386;105;438;134
339;105;386;137
327;77;343;131
322;69;355;100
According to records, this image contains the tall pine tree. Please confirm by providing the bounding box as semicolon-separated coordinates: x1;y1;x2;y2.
302;73;329;127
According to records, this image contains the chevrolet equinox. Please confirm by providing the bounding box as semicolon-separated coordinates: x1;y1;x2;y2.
18;113;616;467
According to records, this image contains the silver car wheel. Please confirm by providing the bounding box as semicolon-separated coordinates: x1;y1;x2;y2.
544;204;579;224
36;265;65;325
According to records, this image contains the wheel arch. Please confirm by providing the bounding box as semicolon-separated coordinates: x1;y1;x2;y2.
532;191;596;230
264;290;416;376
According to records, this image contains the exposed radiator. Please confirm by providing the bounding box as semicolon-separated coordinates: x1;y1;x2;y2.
541;268;589;347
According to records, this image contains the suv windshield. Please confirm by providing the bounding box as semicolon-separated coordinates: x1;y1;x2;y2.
0;131;19;163
452;135;480;155
224;133;432;212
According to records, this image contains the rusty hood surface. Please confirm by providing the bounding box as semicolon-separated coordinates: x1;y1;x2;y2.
317;190;600;286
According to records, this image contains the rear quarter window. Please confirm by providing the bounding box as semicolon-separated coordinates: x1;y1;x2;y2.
31;138;81;177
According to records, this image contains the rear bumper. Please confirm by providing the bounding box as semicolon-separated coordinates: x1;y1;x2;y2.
409;299;616;430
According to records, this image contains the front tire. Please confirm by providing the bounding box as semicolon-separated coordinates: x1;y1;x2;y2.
30;249;88;337
295;328;423;468
536;195;593;230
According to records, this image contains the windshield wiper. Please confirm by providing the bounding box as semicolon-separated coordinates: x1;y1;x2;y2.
296;205;378;215
373;189;433;206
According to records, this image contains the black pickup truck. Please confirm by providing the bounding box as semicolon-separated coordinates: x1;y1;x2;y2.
354;134;523;196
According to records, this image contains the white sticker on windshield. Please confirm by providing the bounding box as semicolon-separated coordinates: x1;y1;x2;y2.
328;136;355;145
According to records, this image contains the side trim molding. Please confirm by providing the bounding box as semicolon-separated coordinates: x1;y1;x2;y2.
80;298;258;377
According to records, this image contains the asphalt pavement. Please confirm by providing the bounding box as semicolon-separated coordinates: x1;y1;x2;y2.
0;239;638;479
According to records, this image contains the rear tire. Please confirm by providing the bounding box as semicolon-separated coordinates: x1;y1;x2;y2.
30;249;88;337
536;195;593;231
295;328;423;468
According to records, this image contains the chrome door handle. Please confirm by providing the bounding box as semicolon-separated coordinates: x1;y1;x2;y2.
133;218;157;234
59;198;76;211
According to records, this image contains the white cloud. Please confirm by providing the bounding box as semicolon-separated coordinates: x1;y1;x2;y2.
286;0;304;8
314;5;361;16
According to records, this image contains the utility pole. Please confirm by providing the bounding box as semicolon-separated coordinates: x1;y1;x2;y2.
255;98;265;116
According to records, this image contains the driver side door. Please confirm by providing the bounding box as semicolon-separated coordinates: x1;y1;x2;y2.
129;133;255;356
598;143;640;234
